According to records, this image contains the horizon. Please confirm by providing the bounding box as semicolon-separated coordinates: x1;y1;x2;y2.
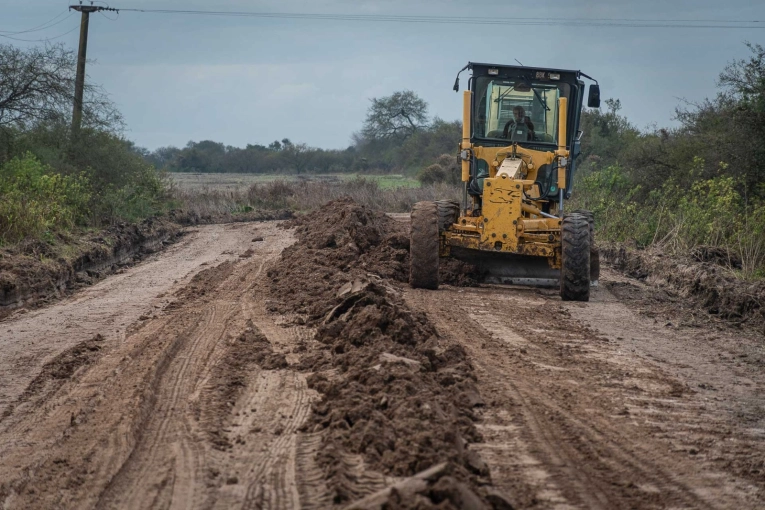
4;0;765;150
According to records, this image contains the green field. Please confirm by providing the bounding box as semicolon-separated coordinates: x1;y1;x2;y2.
168;173;419;192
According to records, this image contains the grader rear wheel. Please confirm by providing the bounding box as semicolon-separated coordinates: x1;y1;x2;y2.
560;213;591;301
410;201;440;290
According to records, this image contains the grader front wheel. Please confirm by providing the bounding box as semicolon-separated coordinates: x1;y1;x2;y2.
410;201;440;290
560;213;591;301
571;209;600;285
435;200;460;233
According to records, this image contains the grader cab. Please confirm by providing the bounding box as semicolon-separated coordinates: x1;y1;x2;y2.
410;62;601;301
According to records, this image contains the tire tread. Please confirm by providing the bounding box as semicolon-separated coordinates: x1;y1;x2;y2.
560;213;590;301
410;201;440;289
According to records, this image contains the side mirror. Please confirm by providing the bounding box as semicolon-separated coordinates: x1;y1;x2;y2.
453;77;460;92
587;84;601;108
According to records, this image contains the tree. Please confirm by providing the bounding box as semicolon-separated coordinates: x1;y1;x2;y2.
0;43;121;131
674;42;765;198
146;146;181;169
361;90;429;141
282;142;313;174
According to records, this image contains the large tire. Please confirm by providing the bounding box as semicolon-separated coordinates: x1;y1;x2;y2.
410;201;440;290
571;209;600;284
560;213;591;301
435;200;460;233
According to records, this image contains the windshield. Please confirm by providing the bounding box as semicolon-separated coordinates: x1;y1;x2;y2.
473;77;570;144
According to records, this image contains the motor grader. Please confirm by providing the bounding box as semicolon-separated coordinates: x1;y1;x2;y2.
409;62;601;301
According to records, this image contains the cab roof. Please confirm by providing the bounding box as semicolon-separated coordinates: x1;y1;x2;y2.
468;62;582;80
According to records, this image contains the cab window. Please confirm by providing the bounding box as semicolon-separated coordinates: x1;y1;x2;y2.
473;77;570;143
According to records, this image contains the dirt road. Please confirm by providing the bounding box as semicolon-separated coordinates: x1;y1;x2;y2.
0;214;763;509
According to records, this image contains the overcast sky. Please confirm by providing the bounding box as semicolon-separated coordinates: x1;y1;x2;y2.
3;0;764;150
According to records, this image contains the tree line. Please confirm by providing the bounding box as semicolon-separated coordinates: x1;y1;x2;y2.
143;90;461;175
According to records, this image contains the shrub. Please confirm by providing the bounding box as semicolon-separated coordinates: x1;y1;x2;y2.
0;153;91;244
417;154;462;186
571;162;765;278
418;164;447;185
92;165;170;224
247;180;296;209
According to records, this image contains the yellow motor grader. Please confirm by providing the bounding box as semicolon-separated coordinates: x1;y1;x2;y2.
410;62;601;301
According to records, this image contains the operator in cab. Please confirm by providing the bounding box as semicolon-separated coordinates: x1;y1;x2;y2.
504;105;535;141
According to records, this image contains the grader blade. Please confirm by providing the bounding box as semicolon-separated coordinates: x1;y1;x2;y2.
449;247;559;287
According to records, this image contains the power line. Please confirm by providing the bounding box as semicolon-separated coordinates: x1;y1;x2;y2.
0;10;72;35
98;10;120;22
0;24;80;43
116;9;764;29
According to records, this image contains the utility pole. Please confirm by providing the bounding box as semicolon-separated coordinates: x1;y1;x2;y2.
69;2;118;139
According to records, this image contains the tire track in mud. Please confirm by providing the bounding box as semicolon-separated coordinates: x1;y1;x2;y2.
97;231;308;510
0;222;332;510
97;297;237;509
0;223;262;420
404;285;761;509
239;371;312;509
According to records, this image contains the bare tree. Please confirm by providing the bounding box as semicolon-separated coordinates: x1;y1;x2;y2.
361;90;429;141
0;43;122;130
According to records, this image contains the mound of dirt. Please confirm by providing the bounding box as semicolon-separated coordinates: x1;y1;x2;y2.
172;260;236;303
268;199;501;508
267;201;480;319
602;244;765;325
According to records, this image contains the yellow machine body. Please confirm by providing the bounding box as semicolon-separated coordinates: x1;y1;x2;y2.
444;89;571;273
410;62;600;296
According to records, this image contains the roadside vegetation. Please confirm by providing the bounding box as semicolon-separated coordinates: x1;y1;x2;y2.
0;43;169;246
571;43;765;278
172;177;460;217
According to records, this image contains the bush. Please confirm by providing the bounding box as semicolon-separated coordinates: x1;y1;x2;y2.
417;154;462;186
0;153;91;244
571;162;765;278
92;164;170;224
417;164;446;185
247;180;296;209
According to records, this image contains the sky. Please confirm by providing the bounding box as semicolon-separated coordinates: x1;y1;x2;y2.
2;0;764;151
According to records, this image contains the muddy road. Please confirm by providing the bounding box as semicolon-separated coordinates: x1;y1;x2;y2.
0;209;763;509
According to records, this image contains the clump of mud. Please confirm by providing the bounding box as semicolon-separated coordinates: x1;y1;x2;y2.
269;199;498;508
602;244;765;325
172;260;236;303
29;334;105;388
